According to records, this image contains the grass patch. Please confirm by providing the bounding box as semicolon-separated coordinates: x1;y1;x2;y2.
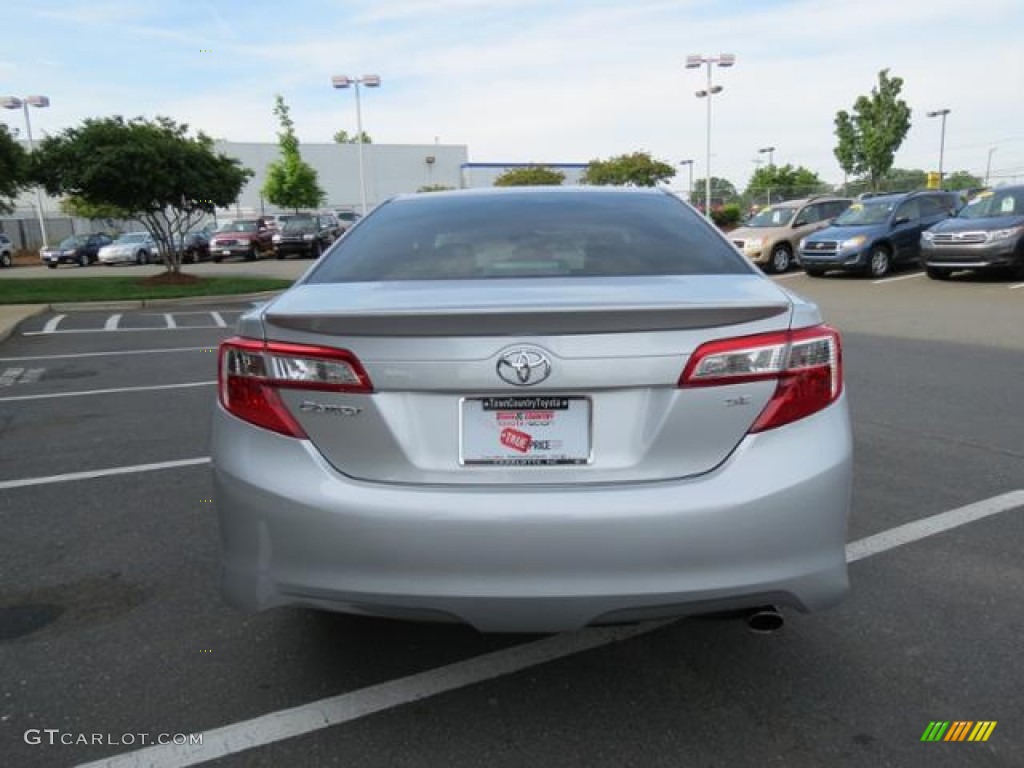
0;276;293;305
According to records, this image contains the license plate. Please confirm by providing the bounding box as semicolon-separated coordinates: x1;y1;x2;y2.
222;249;232;256
460;396;591;466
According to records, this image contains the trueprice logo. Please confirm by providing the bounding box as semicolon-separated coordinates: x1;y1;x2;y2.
920;721;997;742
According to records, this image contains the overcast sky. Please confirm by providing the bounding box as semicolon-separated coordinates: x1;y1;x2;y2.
4;0;1023;192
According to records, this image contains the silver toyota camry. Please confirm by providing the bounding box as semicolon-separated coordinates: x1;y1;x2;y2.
213;187;852;633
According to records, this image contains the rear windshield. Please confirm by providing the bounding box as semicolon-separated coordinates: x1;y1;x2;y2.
307;192;749;283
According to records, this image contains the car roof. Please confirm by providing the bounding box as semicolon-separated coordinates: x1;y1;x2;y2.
391;185;670;205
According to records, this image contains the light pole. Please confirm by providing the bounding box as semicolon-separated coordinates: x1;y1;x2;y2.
985;147;997;187
678;159;694;204
758;145;775;204
686;53;735;219
926;108;951;186
1;94;50;247
331;74;381;216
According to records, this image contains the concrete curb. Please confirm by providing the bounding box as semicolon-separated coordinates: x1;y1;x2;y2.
0;291;281;341
49;290;283;311
0;305;48;343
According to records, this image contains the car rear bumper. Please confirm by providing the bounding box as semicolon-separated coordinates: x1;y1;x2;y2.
212;396;852;633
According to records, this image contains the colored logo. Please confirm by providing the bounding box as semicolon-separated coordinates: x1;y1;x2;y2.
921;721;997;742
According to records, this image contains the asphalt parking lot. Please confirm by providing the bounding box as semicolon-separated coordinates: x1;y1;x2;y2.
1;268;1022;767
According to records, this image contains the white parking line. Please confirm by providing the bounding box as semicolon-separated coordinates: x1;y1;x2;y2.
164;313;178;329
872;271;924;285
0;346;216;362
0;380;214;403
1009;282;1024;290
42;314;66;333
0;367;25;387
210;311;227;328
104;314;122;331
0;457;212;492
771;272;804;280
23;326;227;336
75;489;1024;768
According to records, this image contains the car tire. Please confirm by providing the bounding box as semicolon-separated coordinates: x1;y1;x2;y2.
245;245;258;261
275;250;285;260
867;246;891;278
767;244;792;274
310;241;322;259
925;266;952;281
78;253;89;267
136;251;146;265
805;268;826;278
47;263;58;269
213;254;222;263
0;251;11;268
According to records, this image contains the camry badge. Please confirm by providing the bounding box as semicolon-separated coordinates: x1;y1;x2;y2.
496;348;552;387
299;401;362;416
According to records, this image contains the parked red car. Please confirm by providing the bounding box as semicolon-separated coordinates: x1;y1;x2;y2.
209;219;273;262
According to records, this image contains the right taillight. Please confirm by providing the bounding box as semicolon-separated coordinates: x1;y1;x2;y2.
218;337;373;437
679;325;842;432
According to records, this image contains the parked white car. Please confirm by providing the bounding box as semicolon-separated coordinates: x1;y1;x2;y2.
98;232;160;265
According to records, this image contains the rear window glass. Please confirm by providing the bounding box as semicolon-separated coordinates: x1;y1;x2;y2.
307;192;749;283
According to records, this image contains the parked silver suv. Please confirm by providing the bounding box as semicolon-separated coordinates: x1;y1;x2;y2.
730;196;852;273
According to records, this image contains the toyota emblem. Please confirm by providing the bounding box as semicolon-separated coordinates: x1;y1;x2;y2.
496;348;552;386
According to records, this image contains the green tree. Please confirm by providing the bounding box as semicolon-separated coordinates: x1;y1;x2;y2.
0;124;29;214
582;151;676;187
32;116;251;273
691;177;738;210
943;170;983;190
262;95;326;213
833;69;912;191
493;166;565;186
744;164;828;205
333;129;372;144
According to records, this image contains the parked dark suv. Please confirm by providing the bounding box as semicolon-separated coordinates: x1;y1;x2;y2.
272;214;338;259
921;185;1024;280
799;190;960;278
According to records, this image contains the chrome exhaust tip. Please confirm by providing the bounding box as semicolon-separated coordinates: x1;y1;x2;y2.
745;606;784;634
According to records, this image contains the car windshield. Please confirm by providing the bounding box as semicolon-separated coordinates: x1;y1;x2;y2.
745;206;795;227
307;191;749;283
282;217;316;232
58;236;86;248
834;201;895;226
117;233;148;243
957;189;1024;220
217;220;258;233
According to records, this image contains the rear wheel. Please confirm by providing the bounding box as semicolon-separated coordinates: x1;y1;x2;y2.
0;251;11;268
136;250;146;265
310;241;322;259
767;244;792;273
245;244;258;261
867;246;891;278
926;266;952;281
47;263;58;269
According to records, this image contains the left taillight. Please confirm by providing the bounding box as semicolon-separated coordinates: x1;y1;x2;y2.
218;337;373;437
679;325;842;432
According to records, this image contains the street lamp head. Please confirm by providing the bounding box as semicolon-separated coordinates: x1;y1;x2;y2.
0;97;23;110
679;159;693;166
25;95;50;108
759;146;775;153
926;108;950;118
361;75;381;87
710;85;723;94
717;53;736;67
685;55;703;69
331;75;352;89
